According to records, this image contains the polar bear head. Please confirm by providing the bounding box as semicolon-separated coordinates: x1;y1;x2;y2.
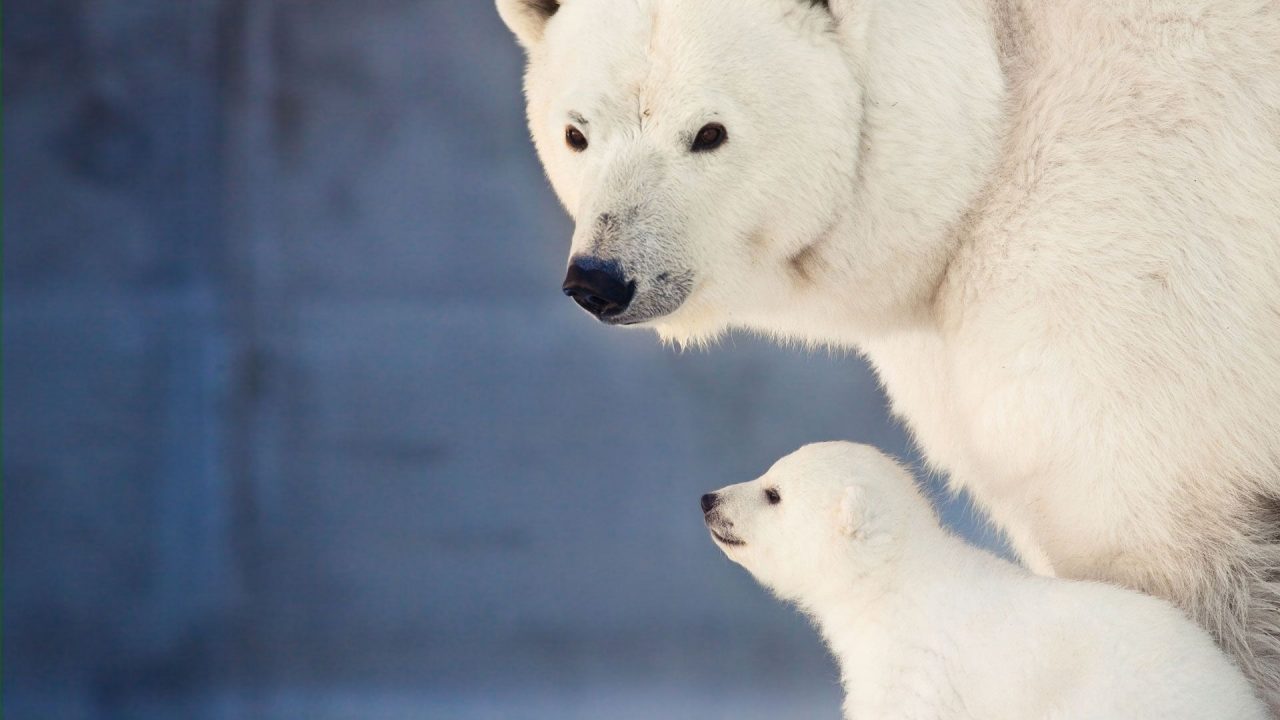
497;0;864;339
701;442;935;603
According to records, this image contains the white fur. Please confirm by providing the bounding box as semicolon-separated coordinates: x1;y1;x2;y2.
706;442;1268;719
498;0;1280;705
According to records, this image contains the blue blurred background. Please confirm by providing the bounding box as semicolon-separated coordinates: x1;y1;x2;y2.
3;2;999;717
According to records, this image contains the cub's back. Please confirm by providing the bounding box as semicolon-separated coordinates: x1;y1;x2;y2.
1024;576;1267;719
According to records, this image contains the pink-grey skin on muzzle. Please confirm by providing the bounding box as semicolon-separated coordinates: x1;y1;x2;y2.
700;491;745;546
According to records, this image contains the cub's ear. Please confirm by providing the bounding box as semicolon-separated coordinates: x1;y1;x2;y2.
496;0;560;49
837;485;871;538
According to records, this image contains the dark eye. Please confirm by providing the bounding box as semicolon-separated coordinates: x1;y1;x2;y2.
565;125;588;151
691;122;727;152
765;487;781;505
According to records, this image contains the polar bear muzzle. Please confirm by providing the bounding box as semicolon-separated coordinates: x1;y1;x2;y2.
701;491;745;546
562;257;634;319
562;255;693;326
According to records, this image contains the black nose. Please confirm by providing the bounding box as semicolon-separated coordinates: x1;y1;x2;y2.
563;258;635;318
701;493;719;514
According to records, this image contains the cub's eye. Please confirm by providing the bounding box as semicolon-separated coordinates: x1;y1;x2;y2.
565;125;588;151
690;122;727;153
765;487;781;505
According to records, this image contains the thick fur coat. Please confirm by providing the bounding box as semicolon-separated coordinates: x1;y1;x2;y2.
498;0;1280;705
704;442;1268;719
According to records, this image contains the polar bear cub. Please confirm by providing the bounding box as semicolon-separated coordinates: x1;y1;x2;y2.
702;442;1266;720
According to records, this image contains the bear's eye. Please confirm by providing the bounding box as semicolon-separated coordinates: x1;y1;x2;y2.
765;487;781;505
565;125;588;152
690;123;727;153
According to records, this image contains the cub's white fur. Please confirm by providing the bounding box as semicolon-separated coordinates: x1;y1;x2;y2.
705;442;1268;719
498;0;1280;704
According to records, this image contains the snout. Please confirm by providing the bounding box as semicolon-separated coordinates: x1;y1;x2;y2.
563;258;634;319
700;492;719;514
701;491;744;546
562;255;695;325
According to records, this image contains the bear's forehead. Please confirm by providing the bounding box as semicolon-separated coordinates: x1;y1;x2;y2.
543;0;779;85
535;0;819;137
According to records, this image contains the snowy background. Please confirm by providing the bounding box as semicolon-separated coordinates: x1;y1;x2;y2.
3;2;999;718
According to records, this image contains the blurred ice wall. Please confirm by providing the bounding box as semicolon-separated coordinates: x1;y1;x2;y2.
3;2;999;718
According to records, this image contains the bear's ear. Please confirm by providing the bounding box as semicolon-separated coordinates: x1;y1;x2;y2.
497;0;560;49
820;0;861;26
837;485;871;538
802;0;833;16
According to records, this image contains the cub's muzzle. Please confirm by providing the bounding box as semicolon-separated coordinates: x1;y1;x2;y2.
701;491;744;546
700;492;720;514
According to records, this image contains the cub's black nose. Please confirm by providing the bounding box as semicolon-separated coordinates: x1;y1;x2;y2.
563;258;635;318
701;493;719;514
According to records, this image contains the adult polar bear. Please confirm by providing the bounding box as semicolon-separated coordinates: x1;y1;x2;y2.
497;0;1280;706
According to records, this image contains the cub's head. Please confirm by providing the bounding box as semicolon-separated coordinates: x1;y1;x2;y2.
701;442;930;602
497;0;863;340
